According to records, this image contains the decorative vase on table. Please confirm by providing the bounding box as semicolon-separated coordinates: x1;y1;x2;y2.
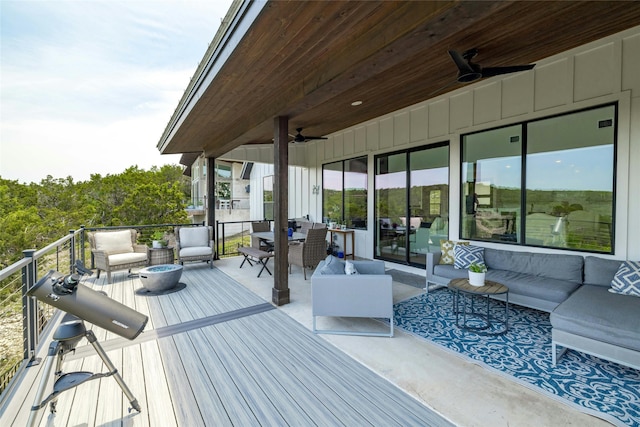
468;271;486;286
468;263;487;286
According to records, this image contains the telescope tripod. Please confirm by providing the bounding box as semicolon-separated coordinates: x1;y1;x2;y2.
27;314;141;427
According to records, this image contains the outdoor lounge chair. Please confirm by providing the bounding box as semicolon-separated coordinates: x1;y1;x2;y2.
88;229;149;284
175;226;214;268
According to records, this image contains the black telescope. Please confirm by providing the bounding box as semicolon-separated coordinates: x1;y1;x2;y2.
29;270;148;340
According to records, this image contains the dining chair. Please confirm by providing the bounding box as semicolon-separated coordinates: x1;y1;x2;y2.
288;227;328;279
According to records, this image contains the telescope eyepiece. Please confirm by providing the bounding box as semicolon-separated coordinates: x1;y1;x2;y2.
52;274;79;295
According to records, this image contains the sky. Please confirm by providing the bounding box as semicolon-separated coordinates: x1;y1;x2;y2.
1;0;233;184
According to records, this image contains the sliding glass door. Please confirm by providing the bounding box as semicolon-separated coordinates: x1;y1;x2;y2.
375;143;449;267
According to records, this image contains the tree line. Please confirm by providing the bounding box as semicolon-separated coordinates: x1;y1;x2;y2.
0;165;190;269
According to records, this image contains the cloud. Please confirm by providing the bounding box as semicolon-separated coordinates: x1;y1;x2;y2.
1;0;232;183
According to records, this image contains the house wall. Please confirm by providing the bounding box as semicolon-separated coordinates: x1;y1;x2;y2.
225;25;640;261
248;163;318;222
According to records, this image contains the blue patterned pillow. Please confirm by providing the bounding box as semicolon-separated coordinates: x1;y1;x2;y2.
609;261;640;297
454;245;485;270
320;255;345;275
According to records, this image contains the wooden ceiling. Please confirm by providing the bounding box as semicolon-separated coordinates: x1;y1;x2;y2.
159;1;640;158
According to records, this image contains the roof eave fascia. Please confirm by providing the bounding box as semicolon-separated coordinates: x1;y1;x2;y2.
157;0;268;154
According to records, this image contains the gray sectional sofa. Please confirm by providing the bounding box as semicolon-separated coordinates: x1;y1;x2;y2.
426;248;640;370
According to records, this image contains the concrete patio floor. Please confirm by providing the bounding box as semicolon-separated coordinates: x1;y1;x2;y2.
215;255;612;427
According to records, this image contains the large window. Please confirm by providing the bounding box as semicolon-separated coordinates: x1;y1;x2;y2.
322;156;367;229
461;104;615;253
375;143;449;266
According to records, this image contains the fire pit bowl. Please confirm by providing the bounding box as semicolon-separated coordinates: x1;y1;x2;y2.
139;264;183;292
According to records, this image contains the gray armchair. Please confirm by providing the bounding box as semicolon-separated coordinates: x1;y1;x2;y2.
288;227;328;279
175;226;214;268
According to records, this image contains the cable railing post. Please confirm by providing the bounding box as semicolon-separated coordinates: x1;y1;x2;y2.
80;225;87;267
215;220;220;260
21;249;37;361
69;229;76;274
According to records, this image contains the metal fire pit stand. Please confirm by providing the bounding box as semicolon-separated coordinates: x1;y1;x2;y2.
27;314;141;427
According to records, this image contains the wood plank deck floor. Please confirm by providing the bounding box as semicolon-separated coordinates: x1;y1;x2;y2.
1;266;451;427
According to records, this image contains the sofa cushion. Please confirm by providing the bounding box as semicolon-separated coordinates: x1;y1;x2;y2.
486;270;580;304
583;256;622;287
551;285;640;352
179;227;209;248
454;245;484;269
319;256;345;275
484;248;583;284
609;261;640;297
439;240;469;265
180;247;212;257
433;264;468;281
95;230;133;254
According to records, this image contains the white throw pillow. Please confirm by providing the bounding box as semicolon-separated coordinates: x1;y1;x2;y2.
94;230;133;254
345;261;359;275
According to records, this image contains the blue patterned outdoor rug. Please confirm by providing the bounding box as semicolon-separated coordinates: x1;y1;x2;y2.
394;288;640;427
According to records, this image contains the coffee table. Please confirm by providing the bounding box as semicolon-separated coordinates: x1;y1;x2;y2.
448;278;509;335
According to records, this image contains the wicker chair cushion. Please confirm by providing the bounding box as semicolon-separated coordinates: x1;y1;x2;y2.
94;230;134;254
180;247;213;257
179;227;209;248
108;252;148;266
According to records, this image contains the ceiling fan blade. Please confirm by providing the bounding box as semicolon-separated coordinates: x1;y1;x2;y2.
481;64;535;78
448;50;475;74
291;127;328;143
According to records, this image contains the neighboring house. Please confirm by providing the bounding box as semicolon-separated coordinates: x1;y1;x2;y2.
182;155;250;224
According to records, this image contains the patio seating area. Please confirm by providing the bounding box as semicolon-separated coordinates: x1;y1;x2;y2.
1;257;614;426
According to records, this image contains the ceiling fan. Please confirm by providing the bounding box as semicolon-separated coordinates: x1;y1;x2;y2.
290;127;328;143
448;48;535;83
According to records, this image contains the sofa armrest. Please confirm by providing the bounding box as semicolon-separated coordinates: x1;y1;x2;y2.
426;251;448;287
426;251;441;273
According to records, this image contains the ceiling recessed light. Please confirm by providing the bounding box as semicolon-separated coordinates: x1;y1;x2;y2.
351;100;363;106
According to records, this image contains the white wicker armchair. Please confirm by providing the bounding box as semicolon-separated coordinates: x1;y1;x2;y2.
288;227;328;279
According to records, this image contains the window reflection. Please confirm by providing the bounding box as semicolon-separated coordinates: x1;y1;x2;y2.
460;104;615;254
322;156;367;229
462;125;522;243
525;105;615;252
375;143;449;267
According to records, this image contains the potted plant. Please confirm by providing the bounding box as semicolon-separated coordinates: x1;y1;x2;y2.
151;231;167;248
468;262;487;286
